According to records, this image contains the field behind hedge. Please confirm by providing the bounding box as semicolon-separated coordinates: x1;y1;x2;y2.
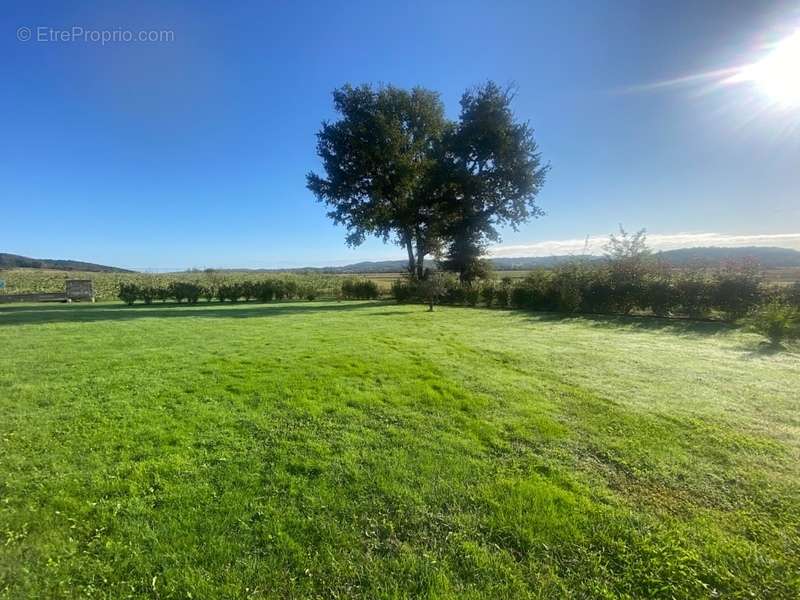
0;269;346;302
1;300;798;598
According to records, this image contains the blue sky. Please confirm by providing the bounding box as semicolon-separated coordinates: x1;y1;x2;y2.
2;0;799;269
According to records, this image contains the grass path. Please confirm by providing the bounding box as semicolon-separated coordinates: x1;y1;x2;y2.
1;301;798;598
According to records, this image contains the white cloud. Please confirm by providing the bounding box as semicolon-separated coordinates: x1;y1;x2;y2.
488;232;800;257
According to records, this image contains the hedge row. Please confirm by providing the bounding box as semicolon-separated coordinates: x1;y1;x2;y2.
340;279;380;300
117;277;381;305
392;266;800;322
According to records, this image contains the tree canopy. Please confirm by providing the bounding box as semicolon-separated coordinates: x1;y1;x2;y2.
435;83;549;282
308;82;548;280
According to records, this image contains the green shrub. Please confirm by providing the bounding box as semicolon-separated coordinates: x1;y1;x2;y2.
254;281;274;302
510;284;536;309
494;277;511;308
608;280;646;315
218;283;243;302
273;281;287;300
645;278;676;317
341;279;379;300
169;282;202;304
580;279;615;314
785;282;800;307
509;272;560;312
465;287;480;307
442;281;467;305
155;285;171;303
420;272;452;311
139;286;157;305
712;265;763;321
392;279;421;303
480;284;495;307
118;283;138;306
184;283;202;304
746;300;800;345
675;275;713;319
241;281;256;302
169;282;186;303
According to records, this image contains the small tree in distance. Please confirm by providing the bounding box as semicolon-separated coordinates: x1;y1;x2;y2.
603;226;651;314
422;272;448;311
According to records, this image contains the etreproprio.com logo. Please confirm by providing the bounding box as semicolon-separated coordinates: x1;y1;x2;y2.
17;26;174;45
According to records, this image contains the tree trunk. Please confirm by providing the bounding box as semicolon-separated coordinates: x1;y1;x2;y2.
404;236;416;277
415;233;425;280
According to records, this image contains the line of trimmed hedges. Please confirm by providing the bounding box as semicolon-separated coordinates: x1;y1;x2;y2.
117;276;384;305
392;266;800;322
117;279;319;305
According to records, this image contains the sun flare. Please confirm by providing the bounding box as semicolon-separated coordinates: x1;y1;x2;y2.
728;30;800;108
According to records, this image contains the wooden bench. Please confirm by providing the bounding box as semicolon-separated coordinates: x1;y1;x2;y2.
0;280;95;303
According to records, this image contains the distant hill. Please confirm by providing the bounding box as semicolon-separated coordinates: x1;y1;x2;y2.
0;253;131;273
3;246;798;275
653;246;800;268
295;246;800;273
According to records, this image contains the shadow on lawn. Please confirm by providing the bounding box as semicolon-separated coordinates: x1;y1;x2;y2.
0;300;392;326
522;310;733;338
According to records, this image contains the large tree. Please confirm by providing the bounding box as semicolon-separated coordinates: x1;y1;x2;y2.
436;83;549;282
308;82;548;282
307;84;447;279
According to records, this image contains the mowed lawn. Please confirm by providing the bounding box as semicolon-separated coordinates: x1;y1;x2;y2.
1;301;798;599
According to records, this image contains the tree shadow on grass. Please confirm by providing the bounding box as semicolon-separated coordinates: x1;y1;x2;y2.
0;300;392;327
520;310;733;338
737;340;798;359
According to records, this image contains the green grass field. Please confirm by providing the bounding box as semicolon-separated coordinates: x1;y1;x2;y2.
1;301;798;598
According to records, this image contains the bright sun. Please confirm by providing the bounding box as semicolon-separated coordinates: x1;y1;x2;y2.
730;30;800;108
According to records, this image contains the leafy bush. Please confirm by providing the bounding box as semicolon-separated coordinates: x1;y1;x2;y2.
283;280;299;299
420;272;452;311
481;284;495;307
241;281;256;302
170;282;201;304
341;279;379;300
608;279;646;315
645;278;676;317
442;281;467;305
510;283;536;310
509;272;559;311
184;283;202;304
392;279;422;303
552;273;583;313
580;279;615;314
674;275;713;319
139;286;157;305
785;282;800;307
746;300;800;345
712;264;762;321
155;285;171;303
254;281;274;302
494;285;510;308
465;287;480;307
118;283;138;305
273;281;287;300
217;283;243;302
